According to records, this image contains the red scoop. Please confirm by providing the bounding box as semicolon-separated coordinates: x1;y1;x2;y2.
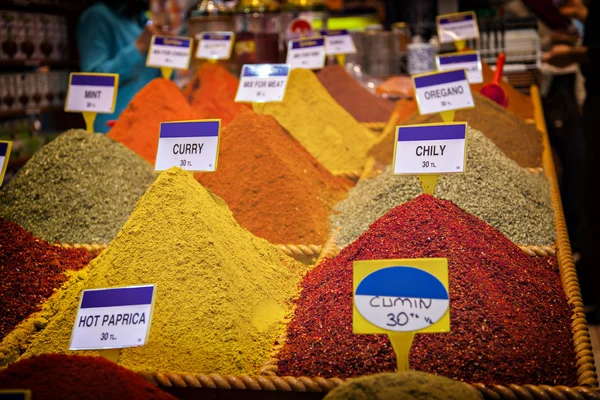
480;53;508;108
106;120;116;128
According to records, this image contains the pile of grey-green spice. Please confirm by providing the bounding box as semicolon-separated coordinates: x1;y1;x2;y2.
0;130;157;244
331;127;555;248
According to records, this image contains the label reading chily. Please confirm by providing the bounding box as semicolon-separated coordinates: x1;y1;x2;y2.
65;73;118;113
413;69;473;115
147;36;193;70
436;51;483;84
286;37;326;70
437;12;479;43
196;32;234;60
319;29;356;55
155;120;221;172
393;123;467;175
235;64;290;103
70;285;155;350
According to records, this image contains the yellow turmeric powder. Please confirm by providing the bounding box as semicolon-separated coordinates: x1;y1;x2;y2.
6;168;306;375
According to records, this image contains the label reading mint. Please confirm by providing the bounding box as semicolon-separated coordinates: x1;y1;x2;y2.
413;69;473;115
436;52;483;84
393;123;467;175
65;73;117;113
155;120;221;172
437;12;479;43
235;64;290;103
319;29;356;55
147;36;192;70
70;285;155;350
196;32;234;60
286;37;326;70
355;266;450;332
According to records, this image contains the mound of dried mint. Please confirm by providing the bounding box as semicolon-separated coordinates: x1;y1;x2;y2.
0;129;157;244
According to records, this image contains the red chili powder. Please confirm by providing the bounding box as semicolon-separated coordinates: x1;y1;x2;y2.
183;62;250;127
0;218;92;339
316;65;396;123
0;354;176;400
277;195;578;386
195;107;352;245
107;78;202;164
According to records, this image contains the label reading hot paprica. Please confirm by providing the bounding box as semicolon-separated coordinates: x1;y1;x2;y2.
319;29;357;55
65;73;118;113
0;141;12;187
413;69;474;115
147;35;193;70
286;37;326;70
70;285;156;350
393;123;467;175
436;51;483;84
235;64;290;103
436;11;479;43
155;120;221;172
196;31;234;60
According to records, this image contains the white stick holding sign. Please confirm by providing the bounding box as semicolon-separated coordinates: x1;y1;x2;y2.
413;69;474;116
436;51;483;84
436;11;479;43
235;64;290;103
155;120;221;172
393;123;467;175
286;37;326;70
196;32;234;60
70;285;155;351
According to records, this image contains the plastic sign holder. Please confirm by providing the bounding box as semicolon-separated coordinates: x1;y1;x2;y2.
0;141;11;187
235;64;290;113
436;51;483;84
146;35;193;80
196;32;235;62
286;36;326;70
70;285;156;363
64;73;119;133
353;258;450;371
436;11;479;51
319;29;357;66
155;119;221;172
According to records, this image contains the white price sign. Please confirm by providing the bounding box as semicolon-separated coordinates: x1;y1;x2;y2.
64;73;118;113
319;29;356;55
195;32;234;60
393;123;467;175
147;35;193;70
436;51;483;84
155;120;221;172
413;69;474;115
436;11;479;43
235;64;290;103
70;285;155;350
286;37;326;70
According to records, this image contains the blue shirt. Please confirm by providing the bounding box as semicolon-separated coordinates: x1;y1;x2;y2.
77;3;161;133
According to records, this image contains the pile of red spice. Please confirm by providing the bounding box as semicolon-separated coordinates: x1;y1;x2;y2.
317;65;395;123
195;108;352;245
0;218;92;339
277;195;578;386
108;78;201;164
0;354;175;400
183;62;249;127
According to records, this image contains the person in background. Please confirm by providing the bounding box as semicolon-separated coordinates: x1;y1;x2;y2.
77;0;169;133
543;0;600;323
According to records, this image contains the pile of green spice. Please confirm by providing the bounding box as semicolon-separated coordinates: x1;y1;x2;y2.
0;129;157;244
7;168;306;375
332;127;554;248
279;195;578;386
0;218;92;340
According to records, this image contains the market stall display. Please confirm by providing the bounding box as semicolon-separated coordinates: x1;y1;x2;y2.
107;78;201;164
0;168;306;375
0;130;157;244
0;218;92;340
195;108;351;246
253;68;376;173
333;127;554;248
0;354;176;400
278;195;577;386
